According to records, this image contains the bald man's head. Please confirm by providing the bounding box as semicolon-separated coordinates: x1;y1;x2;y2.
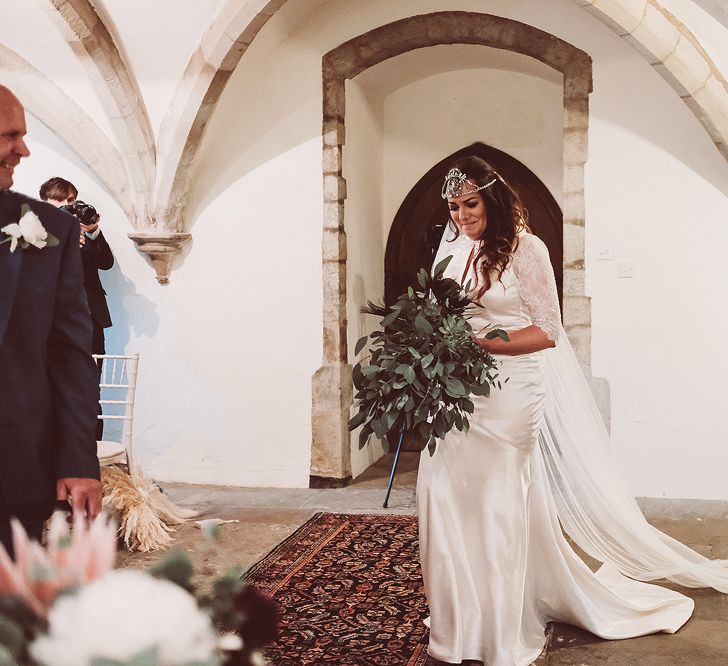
0;86;29;190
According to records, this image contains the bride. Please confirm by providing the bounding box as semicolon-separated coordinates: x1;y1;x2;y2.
417;155;728;665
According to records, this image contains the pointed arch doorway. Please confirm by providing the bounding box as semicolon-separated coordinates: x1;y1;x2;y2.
385;143;563;308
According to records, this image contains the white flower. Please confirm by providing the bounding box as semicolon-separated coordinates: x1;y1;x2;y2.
30;570;217;666
1;209;48;252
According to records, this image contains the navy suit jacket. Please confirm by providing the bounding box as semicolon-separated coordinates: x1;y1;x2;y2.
0;190;100;505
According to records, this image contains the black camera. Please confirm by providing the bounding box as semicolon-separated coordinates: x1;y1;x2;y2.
61;200;99;226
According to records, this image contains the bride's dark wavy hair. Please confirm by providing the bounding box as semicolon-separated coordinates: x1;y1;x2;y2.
445;156;529;298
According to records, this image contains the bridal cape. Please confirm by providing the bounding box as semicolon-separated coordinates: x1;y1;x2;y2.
416;229;728;665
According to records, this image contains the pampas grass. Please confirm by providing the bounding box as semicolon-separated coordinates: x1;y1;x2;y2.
101;466;197;552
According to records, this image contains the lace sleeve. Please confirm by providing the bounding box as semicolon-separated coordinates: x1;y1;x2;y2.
511;234;561;343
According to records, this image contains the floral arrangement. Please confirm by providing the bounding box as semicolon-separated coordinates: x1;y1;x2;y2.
349;256;508;455
0;205;58;253
0;514;278;666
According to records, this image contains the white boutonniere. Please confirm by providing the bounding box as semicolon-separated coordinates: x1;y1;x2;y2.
1;203;59;253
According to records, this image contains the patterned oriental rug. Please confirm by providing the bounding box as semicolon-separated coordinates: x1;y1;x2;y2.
245;512;430;666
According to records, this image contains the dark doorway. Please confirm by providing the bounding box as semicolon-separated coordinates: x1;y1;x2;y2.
384;143;563;310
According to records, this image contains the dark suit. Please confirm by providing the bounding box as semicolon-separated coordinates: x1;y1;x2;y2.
0;190;100;548
80;229;113;355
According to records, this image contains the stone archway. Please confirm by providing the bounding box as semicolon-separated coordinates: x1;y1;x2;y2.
310;11;594;487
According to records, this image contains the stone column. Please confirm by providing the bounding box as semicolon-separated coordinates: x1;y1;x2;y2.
561;66;610;426
310;75;353;487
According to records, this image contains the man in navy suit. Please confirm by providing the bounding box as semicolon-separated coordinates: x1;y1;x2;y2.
0;85;101;554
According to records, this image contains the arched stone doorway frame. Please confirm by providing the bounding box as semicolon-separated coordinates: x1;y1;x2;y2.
310;11;594;486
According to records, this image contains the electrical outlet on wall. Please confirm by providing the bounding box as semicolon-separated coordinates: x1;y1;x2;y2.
616;261;636;278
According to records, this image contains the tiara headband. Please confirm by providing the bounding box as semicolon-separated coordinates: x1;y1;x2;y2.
441;167;497;200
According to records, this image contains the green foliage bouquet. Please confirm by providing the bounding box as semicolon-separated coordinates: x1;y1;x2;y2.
349;256;508;456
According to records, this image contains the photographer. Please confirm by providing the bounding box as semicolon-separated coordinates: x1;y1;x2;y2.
39;178;114;357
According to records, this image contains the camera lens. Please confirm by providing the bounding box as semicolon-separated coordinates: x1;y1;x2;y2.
61;200;99;226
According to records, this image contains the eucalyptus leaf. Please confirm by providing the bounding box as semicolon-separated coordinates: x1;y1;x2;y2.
414;312;433;336
381;307;401;327
348;410;367;431
485;328;510;341
432;254;453;277
354;335;369;356
445;377;466;396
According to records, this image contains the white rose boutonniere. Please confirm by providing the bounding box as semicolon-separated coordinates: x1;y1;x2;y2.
1;203;59;253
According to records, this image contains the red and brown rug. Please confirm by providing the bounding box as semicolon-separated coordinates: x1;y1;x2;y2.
245;512;430;665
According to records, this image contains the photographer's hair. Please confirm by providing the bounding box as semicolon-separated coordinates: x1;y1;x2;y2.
39;177;77;202
445;156;529;299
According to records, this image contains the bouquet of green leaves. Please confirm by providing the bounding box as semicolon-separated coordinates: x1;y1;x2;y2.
349;256;508;456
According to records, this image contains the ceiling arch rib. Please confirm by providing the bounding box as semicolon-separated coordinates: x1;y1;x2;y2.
154;0;286;231
44;0;156;226
573;0;728;160
0;43;131;219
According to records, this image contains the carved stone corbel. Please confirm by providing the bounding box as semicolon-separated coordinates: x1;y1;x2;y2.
128;232;191;284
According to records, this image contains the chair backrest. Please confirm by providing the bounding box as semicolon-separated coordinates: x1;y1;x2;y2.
92;354;140;469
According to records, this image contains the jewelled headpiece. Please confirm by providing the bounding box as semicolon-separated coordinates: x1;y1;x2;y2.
441;167;497;200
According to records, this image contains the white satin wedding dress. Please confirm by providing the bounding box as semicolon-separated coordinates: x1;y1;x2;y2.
417;229;728;665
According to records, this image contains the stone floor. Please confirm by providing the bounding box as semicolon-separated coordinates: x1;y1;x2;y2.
119;451;728;664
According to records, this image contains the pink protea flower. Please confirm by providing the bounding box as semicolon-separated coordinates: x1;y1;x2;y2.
0;512;117;618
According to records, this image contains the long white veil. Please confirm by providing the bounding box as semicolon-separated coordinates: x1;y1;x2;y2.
540;326;728;590
433;220;728;591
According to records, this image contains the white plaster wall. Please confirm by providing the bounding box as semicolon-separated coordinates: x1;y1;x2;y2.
344;79;387;477
4;0;728;497
584;36;728;500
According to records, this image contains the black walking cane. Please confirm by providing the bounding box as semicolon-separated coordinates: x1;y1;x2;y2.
383;430;406;508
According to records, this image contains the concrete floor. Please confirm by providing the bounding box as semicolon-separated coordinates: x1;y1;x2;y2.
119;452;728;664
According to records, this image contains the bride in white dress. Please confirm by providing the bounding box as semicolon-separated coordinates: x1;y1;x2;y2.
417;156;728;665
